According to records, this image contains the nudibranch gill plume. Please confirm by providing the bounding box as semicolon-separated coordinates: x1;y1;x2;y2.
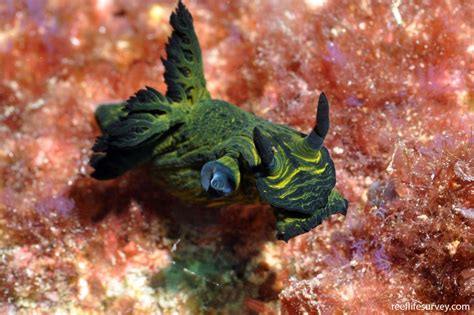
89;0;348;241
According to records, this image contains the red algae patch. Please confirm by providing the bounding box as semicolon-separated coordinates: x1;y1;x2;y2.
0;0;472;313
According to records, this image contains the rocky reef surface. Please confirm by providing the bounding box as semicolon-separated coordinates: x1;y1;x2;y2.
0;0;472;314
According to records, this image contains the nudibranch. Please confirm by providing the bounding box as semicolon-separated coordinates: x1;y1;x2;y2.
90;0;348;241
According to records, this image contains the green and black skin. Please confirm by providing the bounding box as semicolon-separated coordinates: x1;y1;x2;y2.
90;1;348;241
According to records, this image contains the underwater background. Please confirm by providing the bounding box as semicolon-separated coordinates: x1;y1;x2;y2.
0;0;472;313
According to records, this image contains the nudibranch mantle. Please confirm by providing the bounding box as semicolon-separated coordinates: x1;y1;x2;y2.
90;0;348;241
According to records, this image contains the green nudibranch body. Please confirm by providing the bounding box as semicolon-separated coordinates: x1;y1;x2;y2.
90;1;348;241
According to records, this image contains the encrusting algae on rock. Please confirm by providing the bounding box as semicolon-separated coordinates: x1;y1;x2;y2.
0;0;472;313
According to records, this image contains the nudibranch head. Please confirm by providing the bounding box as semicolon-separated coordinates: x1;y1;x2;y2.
253;93;340;222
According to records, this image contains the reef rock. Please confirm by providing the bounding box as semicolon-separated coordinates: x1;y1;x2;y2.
0;0;472;313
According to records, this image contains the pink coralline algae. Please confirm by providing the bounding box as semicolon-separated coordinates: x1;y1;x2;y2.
0;0;472;314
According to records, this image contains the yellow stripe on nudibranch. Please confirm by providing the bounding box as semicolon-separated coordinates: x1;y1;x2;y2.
267;153;287;180
268;168;301;189
279;185;301;198
291;149;322;163
290;141;323;163
267;162;327;191
300;163;328;175
245;137;260;166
